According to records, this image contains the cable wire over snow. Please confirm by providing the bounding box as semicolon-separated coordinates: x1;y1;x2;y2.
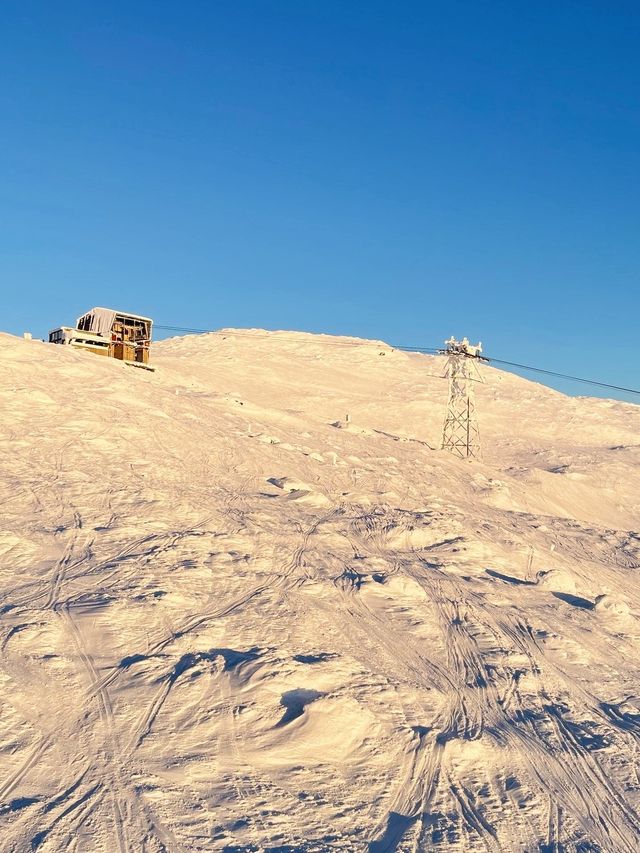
154;326;640;397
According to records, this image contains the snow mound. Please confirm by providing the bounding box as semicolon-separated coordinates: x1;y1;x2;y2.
0;329;639;851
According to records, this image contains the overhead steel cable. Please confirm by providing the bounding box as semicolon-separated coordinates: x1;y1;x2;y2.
394;345;440;354
153;325;640;397
155;325;214;333
482;356;640;397
155;325;405;350
156;325;441;352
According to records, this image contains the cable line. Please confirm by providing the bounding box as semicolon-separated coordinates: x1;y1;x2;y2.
395;345;440;354
156;325;441;352
482;357;640;397
156;325;214;334
155;326;406;350
154;325;640;397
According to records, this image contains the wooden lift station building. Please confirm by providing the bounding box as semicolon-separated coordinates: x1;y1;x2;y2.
49;307;153;368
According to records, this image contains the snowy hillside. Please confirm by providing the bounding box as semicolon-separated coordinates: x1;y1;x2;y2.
1;329;639;852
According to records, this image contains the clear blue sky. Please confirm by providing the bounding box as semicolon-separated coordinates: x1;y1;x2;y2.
2;1;638;400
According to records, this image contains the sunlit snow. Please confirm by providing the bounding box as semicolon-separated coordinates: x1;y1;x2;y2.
1;329;639;851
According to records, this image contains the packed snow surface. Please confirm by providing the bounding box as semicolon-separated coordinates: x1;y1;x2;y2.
1;329;639;852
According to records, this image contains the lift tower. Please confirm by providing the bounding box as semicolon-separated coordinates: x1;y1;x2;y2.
440;337;485;460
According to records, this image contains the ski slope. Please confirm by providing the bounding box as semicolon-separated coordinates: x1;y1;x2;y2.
1;328;639;852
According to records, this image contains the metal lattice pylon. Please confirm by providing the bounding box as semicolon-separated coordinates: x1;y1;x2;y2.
440;338;483;459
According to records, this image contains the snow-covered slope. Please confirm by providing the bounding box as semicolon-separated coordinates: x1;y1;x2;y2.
1;329;639;852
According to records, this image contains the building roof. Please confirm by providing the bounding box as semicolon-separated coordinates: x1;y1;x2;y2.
83;307;153;323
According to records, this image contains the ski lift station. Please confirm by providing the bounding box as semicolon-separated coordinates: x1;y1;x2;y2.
49;307;154;370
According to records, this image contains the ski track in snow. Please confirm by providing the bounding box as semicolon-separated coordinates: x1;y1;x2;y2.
1;329;640;851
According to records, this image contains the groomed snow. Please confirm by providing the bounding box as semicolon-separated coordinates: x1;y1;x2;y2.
1;329;639;851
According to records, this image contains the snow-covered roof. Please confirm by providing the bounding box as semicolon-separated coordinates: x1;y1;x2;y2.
78;306;153;324
49;326;109;342
76;307;153;338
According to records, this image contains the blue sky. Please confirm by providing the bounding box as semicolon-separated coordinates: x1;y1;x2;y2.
2;1;639;400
